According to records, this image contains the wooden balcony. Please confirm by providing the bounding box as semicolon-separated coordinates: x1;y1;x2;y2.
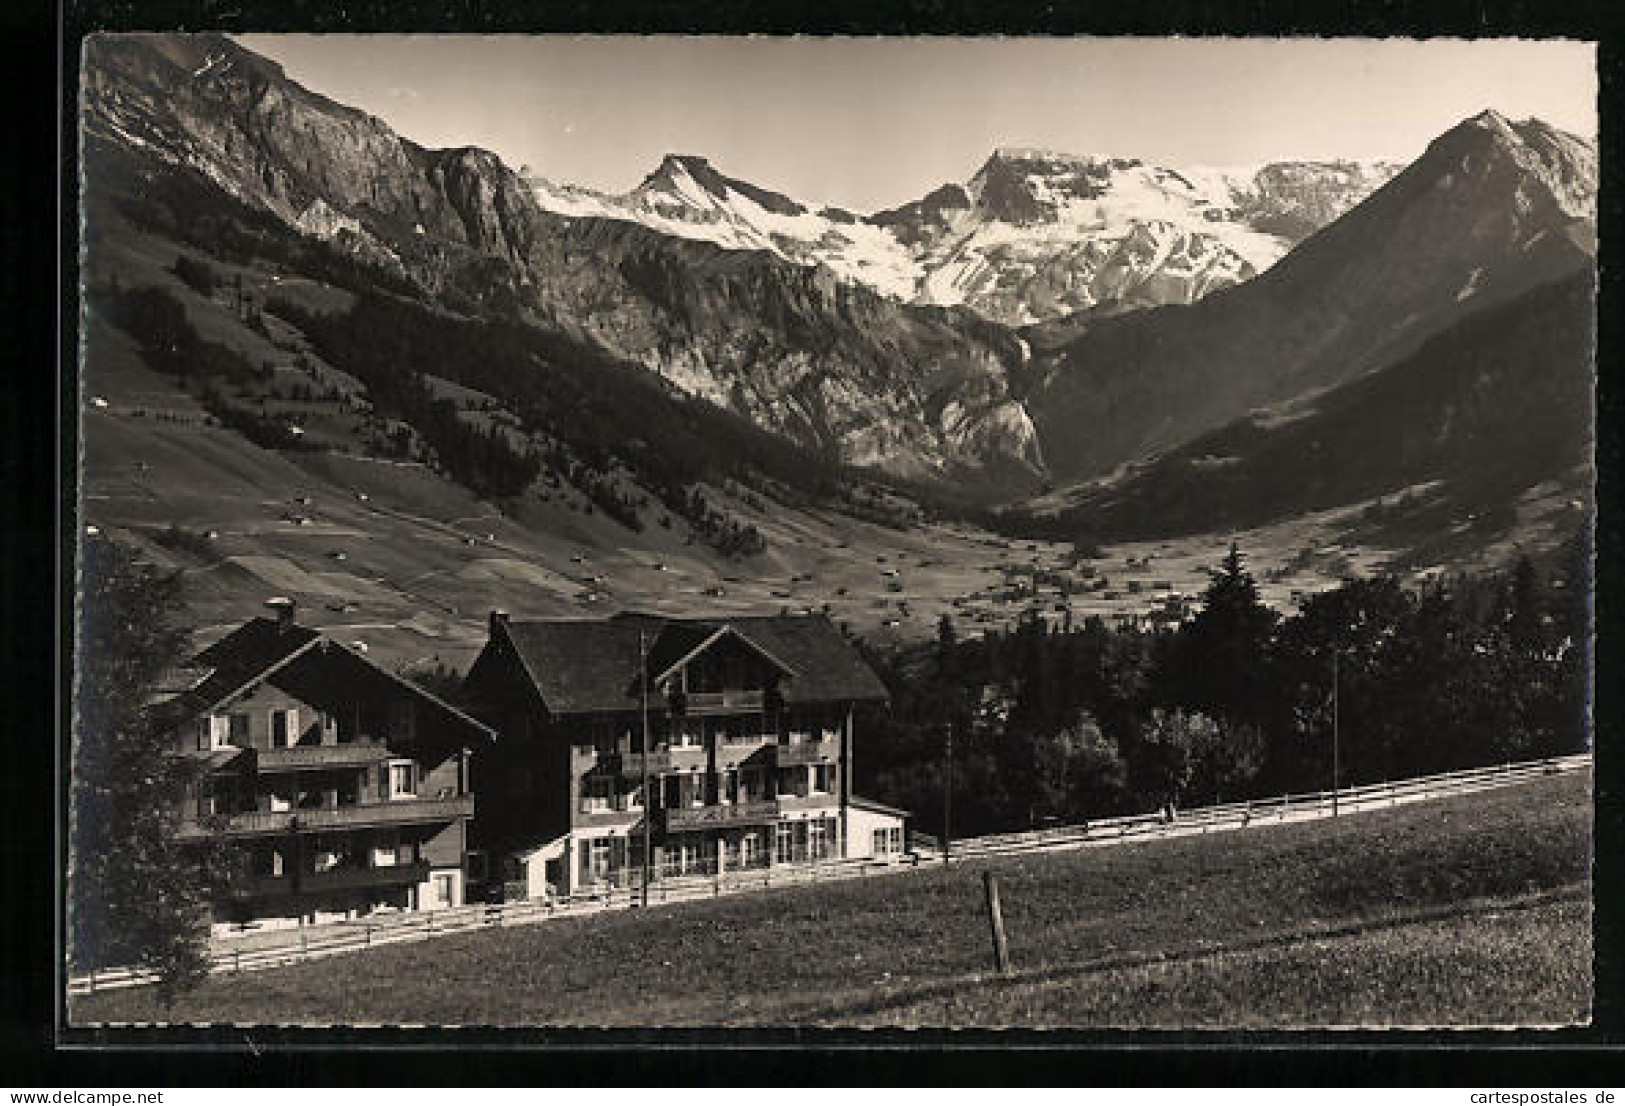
609;749;673;779
666;745;709;773
229;860;430;900
658;799;780;831
683;689;765;714
178;795;474;838
254;744;395;772
775;737;839;766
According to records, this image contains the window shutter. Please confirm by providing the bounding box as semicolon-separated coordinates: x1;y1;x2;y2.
287;708;300;744
378;764;390;800
197;720;209;752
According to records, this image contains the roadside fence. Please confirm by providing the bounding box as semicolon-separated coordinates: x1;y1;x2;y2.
67;751;1589;996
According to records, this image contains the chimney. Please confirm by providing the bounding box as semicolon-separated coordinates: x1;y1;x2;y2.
265;596;296;632
489;609;509;636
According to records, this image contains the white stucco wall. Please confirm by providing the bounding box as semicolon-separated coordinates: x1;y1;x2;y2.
847;804;907;860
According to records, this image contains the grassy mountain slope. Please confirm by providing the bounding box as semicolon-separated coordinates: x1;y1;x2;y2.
1024;271;1595;545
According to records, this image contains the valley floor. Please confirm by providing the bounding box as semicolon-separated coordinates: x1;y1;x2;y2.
70;772;1590;1029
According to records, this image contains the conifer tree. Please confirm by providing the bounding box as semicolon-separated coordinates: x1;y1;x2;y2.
71;536;228;1002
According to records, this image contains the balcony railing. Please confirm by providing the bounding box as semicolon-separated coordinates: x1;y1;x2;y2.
659;799;780;831
683;690;765;713
254;744;395;772
229;860;430;899
775;738;839;767
610;750;673;779
178;795;474;838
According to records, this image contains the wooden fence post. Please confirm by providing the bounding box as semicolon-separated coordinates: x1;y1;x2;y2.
983;871;1012;976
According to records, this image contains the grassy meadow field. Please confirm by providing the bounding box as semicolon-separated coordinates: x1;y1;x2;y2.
71;771;1591;1028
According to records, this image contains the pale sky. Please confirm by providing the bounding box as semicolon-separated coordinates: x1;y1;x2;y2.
237;35;1597;213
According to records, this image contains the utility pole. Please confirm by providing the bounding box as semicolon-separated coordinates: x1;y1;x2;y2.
640;630;653;907
1332;649;1340;818
943;722;954;865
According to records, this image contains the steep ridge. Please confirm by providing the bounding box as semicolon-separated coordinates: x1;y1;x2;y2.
1022;110;1596;481
1024;270;1594;540
81;33;1040;484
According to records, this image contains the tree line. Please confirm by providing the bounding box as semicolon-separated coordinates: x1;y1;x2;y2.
854;541;1589;839
270;292;786;558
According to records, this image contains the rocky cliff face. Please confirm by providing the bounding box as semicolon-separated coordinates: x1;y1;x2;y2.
82;33;1042;486
1023;110;1597;481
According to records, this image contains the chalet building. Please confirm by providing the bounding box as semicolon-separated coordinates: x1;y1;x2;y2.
159;600;493;932
462;610;906;898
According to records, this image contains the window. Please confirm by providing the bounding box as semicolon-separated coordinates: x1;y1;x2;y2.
678;841;700;875
808;819;827;860
433;873;456;908
590;837;612;880
812;764;835;794
229;713;250;745
373;830;399;868
775;822;794;865
873;826;903;856
467;850;488;883
777;766;804;798
207;715;232;749
741;833;759;867
269;708;298;748
388;760;416;799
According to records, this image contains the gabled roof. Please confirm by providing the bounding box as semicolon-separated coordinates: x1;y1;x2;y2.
494;611;889;717
152;618;322;730
171;746;251;774
154;616;494;741
647;622;798;685
851;794;910;819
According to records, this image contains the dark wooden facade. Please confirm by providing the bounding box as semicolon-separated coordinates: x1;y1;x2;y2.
163;605;493;929
462;610;899;897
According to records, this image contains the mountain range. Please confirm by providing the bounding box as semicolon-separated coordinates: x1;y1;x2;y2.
525;147;1402;326
78;32;1597;576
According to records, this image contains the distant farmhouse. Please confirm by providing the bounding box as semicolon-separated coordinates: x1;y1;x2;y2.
160;599;492;933
464;611;906;899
